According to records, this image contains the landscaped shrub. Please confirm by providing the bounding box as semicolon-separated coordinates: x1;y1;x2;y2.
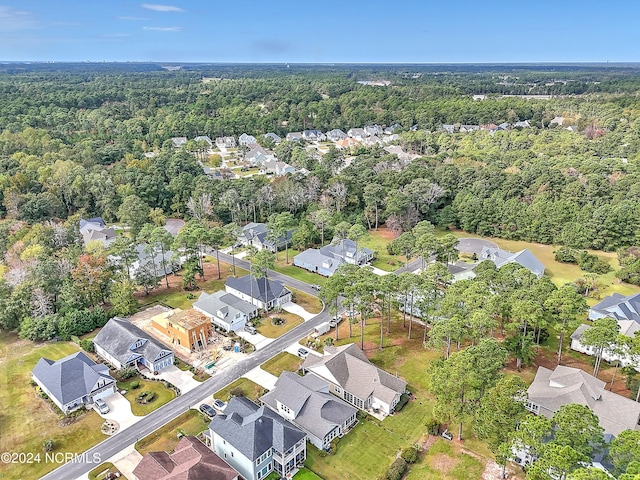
271;317;285;326
324;337;334;346
117;367;138;380
42;439;55;452
426;419;441;435
229;386;245;398
80;339;95;352
394;393;409;412
136;391;156;404
130;380;140;389
401;445;420;464
383;458;407;480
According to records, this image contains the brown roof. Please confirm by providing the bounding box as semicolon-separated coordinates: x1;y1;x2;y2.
167;309;210;330
133;436;238;480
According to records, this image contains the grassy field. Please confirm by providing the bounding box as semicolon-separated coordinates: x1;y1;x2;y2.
289;287;323;314
137;262;248;310
360;229;405;272
117;376;176;416
404;440;485;480
294;467;324;479
89;462;128;480
258;312;304;338
214;378;265;402
135;409;210;455
260;352;302;377
0;332;108;479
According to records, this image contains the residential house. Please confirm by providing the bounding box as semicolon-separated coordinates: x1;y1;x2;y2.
260;372;358;450
205;396;307;480
245;145;272;164
480;123;499;133
384;124;401;134
321;238;373;266
364;125;383;136
325;129;347;142
260;159;295;176
335;137;360;149
293;248;344;277
497;122;510;131
263;132;282;144
171;137;188;148
302;343;407;416
447;263;477;282
94;317;175;372
362;135;383;147
225;275;292;311
513;120;531;128
285;132;303;142
347;128;366;141
193;290;258;333
109;244;182;280
32;352;116;415
302;130;326;142
216;136;237;149
193;135;213;148
478;246;545;278
382;133;399;143
589;293;640;322
237;222;294;252
442;124;455;134
459;125;480;133
132;435;239;480
151;308;212;352
383;145;419;163
570;320;640;369
565;125;579;132
526;365;640;436
238;133;257;146
549;116;565;126
80;217;117;248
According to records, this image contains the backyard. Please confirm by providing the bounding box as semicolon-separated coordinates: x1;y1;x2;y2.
0;332;107;479
135;409;210;455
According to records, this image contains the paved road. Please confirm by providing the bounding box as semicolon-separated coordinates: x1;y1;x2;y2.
41;270;328;480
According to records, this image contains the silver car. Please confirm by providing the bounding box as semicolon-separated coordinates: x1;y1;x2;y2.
94;398;110;414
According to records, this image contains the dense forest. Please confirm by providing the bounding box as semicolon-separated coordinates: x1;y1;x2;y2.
1;63;640;336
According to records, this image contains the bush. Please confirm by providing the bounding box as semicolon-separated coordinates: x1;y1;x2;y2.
43;439;55;452
383;458;408;480
136;391;155;404
229;386;245;398
555;246;577;263
401;445;420;464
130;380;140;389
79;339;95;352
324;337;334;346
394;393;409;412
117;367;138;380
426;419;441;435
577;251;611;274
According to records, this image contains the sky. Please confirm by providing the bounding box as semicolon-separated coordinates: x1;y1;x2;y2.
0;1;637;63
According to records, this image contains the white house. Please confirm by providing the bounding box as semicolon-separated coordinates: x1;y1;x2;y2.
193;291;258;332
224;275;292;311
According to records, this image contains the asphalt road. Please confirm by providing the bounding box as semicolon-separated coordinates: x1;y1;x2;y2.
42;250;417;480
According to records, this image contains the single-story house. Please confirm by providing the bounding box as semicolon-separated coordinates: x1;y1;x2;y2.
347;128;366;141
302;130;326;142
285;132;303;142
362;135;383;147
80;217;116;248
260;160;295;176
364;125;383;136
442;124;455;134
335;137;360;149
193;290;258;332
245;145;272;164
459;125;480;133
293;248;344;277
132;435;239;480
31;352;116;415
94;317;175;373
204;397;307;480
225;275;292;311
260;372;358;450
478;246;545;278
526;365;640;436
570;320;640;369
302;343;407;417
384;124;401;134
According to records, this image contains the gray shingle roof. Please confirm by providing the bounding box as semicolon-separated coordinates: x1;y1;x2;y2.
319;239;373;264
294;248;344;274
32;352;114;405
479;247;545;277
194;291;256;324
209;397;305;460
261;372;357;442
225;275;289;304
590;293;640;323
94;317;172;367
527;366;640;436
302;344;407;405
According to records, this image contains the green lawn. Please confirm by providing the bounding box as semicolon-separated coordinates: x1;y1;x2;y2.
0;332;108;479
257;312;304;338
214;378;265;402
260;352;302;377
359;230;405;272
289;287;323;314
135;409;210;455
117;376;176;416
89;462;128;480
405;440;484;480
138;262;248;310
294;467;324;480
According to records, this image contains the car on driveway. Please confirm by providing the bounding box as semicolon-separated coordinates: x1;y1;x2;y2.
94;398;110;414
297;347;309;358
245;325;257;334
199;404;217;418
329;315;342;328
213;399;227;412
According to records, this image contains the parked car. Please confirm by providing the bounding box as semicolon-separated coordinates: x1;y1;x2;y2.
329;315;342;328
245;325;257;334
345;310;359;318
310;284;321;291
213;399;227;411
297;347;309;358
94;398;110;414
441;429;453;441
199;404;217;418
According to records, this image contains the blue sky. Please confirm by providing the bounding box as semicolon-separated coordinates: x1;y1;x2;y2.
0;1;636;63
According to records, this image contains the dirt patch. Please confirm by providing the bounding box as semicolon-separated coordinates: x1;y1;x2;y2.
430;453;459;473
376;224;398;240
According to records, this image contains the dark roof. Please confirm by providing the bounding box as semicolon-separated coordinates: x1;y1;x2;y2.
209;397;305;460
94;317;172;367
80;217;106;229
225;275;290;304
133;436;238;480
31;352;114;405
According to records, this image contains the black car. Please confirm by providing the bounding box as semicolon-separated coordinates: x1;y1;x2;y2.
199;404;217;418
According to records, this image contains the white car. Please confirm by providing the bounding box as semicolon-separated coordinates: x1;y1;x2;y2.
94;398;110;414
213;399;227;411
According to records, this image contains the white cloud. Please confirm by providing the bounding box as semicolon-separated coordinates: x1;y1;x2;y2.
117;16;149;21
141;4;184;12
0;5;38;31
143;26;181;32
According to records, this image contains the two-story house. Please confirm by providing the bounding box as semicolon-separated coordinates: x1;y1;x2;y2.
205;396;307;480
224;275;292;311
302;343;407;417
260;372;358;450
193;290;258;332
151;308;211;352
31;352;116;415
237;222;293;253
94;317;175;373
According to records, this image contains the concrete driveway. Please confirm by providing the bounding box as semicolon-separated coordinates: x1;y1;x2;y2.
237;330;274;350
109;443;143;480
281;301;315;321
164;218;185;237
455;237;498;255
243;366;278;391
98;392;141;431
369;265;391;276
283;341;323;358
153;365;201;394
